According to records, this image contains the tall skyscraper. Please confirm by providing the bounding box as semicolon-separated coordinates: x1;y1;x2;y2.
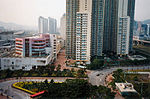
75;0;92;62
103;0;118;54
66;0;135;62
117;0;131;55
60;14;66;40
141;24;149;36
38;16;48;33
66;0;79;59
128;0;135;52
48;17;57;33
103;0;135;55
91;0;105;58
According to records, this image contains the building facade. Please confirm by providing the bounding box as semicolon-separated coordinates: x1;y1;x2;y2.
50;34;61;59
141;24;150;36
127;0;135;52
117;17;130;55
75;0;92;63
0;56;52;71
15;34;51;57
48;17;57;33
103;0;135;55
60;14;66;40
38;16;48;33
103;0;118;54
116;0;130;55
91;0;105;57
66;0;135;62
66;0;79;59
0;33;63;71
76;12;91;62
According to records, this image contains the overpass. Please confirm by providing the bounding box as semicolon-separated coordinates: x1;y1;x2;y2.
133;38;150;46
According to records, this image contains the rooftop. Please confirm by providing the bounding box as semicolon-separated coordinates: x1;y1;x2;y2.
16;33;50;39
0;31;14;34
128;55;147;60
1;51;50;58
115;83;137;93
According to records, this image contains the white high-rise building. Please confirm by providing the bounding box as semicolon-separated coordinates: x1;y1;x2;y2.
60;14;66;40
75;0;92;63
48;17;57;33
38;16;48;33
117;0;130;55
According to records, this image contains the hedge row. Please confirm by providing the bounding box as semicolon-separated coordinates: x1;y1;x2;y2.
12;82;36;94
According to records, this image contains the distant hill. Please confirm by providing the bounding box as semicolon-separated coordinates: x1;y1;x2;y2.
142;19;150;24
0;21;37;31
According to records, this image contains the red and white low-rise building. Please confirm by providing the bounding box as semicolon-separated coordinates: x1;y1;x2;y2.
0;33;61;71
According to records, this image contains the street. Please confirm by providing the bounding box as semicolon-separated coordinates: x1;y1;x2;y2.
0;80;29;99
88;66;150;86
0;78;70;99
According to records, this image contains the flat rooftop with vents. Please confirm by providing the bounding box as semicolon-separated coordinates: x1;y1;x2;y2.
115;83;138;97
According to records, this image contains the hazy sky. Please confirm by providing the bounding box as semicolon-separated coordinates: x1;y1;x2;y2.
0;0;149;27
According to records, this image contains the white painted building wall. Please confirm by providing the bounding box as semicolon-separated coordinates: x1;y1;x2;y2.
117;17;130;55
75;0;92;63
117;0;130;55
50;34;59;59
0;54;53;71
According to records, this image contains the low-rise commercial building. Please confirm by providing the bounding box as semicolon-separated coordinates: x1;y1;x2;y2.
0;53;53;71
115;83;138;96
128;55;147;61
0;33;61;71
50;34;61;59
15;33;51;57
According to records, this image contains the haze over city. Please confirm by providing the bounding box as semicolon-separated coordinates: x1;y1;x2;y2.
0;0;149;27
0;0;150;99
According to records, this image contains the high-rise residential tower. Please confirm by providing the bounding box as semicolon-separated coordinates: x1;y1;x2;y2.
38;16;48;33
60;14;66;40
103;0;119;54
117;0;131;55
66;0;135;62
128;0;135;52
103;0;135;55
48;17;57;33
66;0;79;59
75;0;92;62
91;0;105;58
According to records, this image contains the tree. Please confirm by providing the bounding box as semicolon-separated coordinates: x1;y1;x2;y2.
87;59;104;70
133;76;139;82
40;79;115;98
71;68;75;73
50;79;54;83
44;79;48;85
49;65;55;72
76;69;85;78
56;64;61;71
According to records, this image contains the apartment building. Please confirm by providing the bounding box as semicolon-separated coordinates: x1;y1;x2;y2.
66;0;135;63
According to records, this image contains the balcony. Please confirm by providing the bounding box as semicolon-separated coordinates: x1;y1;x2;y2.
32;48;45;51
33;42;45;45
32;46;46;49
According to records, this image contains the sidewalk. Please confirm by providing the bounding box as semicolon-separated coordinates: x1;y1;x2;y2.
0;95;7;99
0;93;12;99
54;49;91;74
